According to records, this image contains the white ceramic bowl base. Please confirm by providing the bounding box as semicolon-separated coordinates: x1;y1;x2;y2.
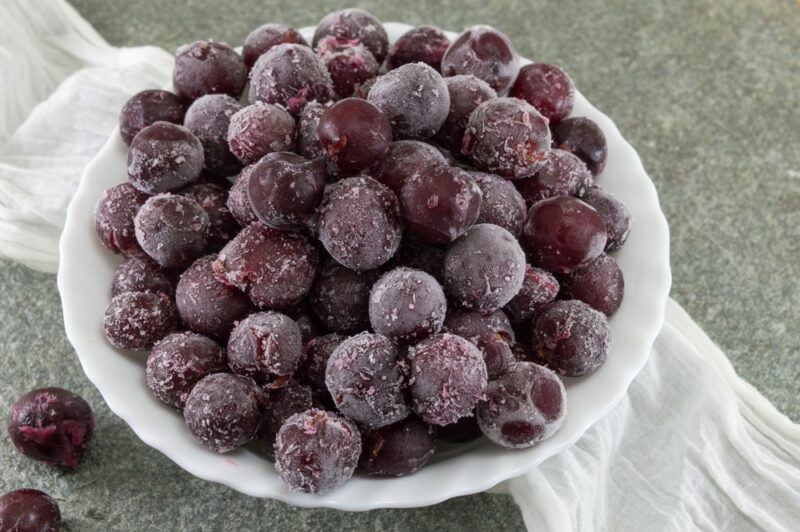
58;22;671;509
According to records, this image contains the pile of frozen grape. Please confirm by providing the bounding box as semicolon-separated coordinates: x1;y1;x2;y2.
95;8;631;494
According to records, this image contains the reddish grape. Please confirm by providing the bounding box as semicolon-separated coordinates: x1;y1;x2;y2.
517;148;593;203
407;333;488;426
183;94;242;178
520;196;607;273
214;223;318;309
274;409;361;494
172;40;246;100
111;255;175;297
317;38;379;99
462;97;551;179
134;194;209;269
93;183;148;256
317;98;392;176
325;332;410;429
227;311;303;387
243;23;309;70
127;121;204;194
553;117;608;175
368;63;450;140
441;25;520;94
312;8;389;63
317;176;402;271
435;75;497;153
387;25;450;71
249;43;334;115
184;373;266;453
0;489;61;532
443;308;516;379
7;387;94;469
247;152;325;229
369;267;447;344
258;382;315;456
580;186;632;250
311;261;379;333
400;165;482;245
181;183;238;250
532;300;610;376
104;291;177;350
119;89;186;145
504;264;560;324
146;331;226;409
471;171;527;236
372;140;447;194
297;333;345;403
560;253;624;316
509;63;575;125
443;223;526;312
226;167;258;227
476;361;567;448
437;414;483;444
360;415;435;477
226;102;296;165
296;100;330;160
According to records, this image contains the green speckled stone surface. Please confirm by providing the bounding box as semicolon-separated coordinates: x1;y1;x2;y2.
1;0;798;530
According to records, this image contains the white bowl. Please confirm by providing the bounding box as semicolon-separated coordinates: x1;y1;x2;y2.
57;22;671;510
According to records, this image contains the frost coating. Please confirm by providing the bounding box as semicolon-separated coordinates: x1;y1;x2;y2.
127;121;205;194
93;183;149;255
517;149;593;204
227;311;303;387
227;102;297;165
470;171;527;236
183;94;242;177
103;291;176;350
312;8;389;63
441;25;520;95
134;193;210;269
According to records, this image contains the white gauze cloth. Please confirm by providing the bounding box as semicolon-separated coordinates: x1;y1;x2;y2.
1;2;798;530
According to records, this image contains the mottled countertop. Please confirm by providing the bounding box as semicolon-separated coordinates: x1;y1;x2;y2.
1;0;798;530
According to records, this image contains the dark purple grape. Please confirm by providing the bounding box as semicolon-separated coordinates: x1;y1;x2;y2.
134;194;209;269
94;183;148;255
532;299;610;376
173;40;246;100
184;373;265;453
443;223;526;312
517;148;592;204
227;102;296;165
325;332;410;429
504;264;560;324
146;331;226;409
369;267;447;344
316;38;379;99
214;223;318;309
247;152;325;229
520;196;607;273
391;239;446;282
111;255;175;297
476;361;566;448
104;291;177;350
183;94;242;178
226;167;258;226
407;333;488;426
579;186;631;250
360;415;435;477
257;382;314;455
462;97;551;179
296;100;331;160
312;8;389;63
400;165;482;245
387;25;450;71
471;171;527;236
441;25;520;94
311;261;379;333
0;489;61;532
120;89;186;145
289;302;324;344
180;183;238;250
317;176;402;271
368;63;450;139
7;387;94;469
435;75;497;153
437;414;482;443
372;140;447;194
443;308;516;379
227;311;303;387
553;117;608;175
243;23;309;70
127;121;204;194
560;253;624;316
317;98;392;176
509;63;575;126
297;333;345;403
274;409;361;494
176;255;254;342
249;43;334;116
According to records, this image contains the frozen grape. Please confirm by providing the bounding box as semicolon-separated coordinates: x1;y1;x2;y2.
504;264;560;324
94;183;148;256
120;89;186;145
317;98;392;176
146;331;226;409
0;489;61;532
509;63;575;125
391;239;446;282
372;140;447;194
227;311;303;387
580;186;632;250
441;25;520;94
296;100;330;160
180;183;238;250
227;102;297;165
553;117;608;176
560;253;624;316
134;194;209;269
325;332;410;429
435;75;496;153
360;415;435;477
243;23;309;70
111;255;175;297
471;171;526;236
183;94;242;178
443;308;516;379
297;333;345;404
104;291;177;350
127;121;204;194
311;261;379;333
317;39;379;99
517;149;592;204
387;25;450;71
226;167;258;227
173;40;246;100
312;8;389;63
258;381;314;455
